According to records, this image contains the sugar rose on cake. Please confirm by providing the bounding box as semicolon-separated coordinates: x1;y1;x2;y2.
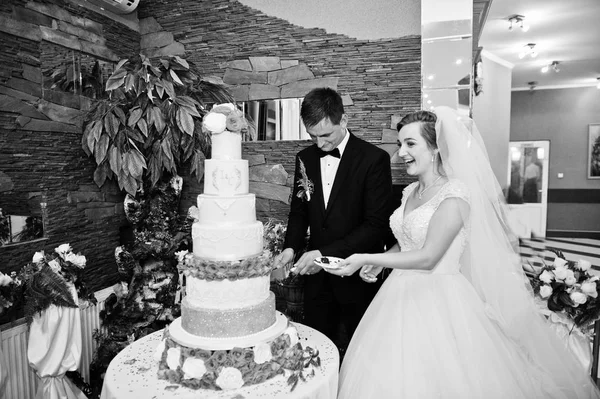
157;102;321;392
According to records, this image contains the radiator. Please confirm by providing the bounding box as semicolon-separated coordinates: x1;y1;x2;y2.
0;287;113;399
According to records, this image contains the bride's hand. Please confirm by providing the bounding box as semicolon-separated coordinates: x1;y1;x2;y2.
326;254;366;277
360;264;383;283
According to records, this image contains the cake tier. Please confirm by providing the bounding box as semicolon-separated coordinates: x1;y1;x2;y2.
211;130;242;160
186;275;269;309
167;311;289;350
204;159;249;196
196;193;256;225
192;220;263;261
181;292;276;338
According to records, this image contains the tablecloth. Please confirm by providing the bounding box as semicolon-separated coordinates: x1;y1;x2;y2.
100;323;339;399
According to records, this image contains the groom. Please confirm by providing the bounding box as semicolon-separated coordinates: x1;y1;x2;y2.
275;87;393;347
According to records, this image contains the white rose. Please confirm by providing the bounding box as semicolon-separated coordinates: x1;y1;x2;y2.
564;270;576;286
32;251;45;263
539;285;553;298
570;291;588;306
553;266;568;281
215;367;244;391
75;254;86;267
175;250;188;263
576;260;592;272
284;326;299;346
166;347;181;370
0;273;12;287
581;282;598;298
539;270;554;284
181;357;207;380
55;243;72;255
253;342;273;364
48;259;61;274
553;257;568;268
202;112;226;134
153;339;166;361
65;253;86;268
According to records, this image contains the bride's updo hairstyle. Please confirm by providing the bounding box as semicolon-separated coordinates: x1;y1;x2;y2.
396;111;443;174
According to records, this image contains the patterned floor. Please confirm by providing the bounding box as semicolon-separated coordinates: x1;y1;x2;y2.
519;237;600;273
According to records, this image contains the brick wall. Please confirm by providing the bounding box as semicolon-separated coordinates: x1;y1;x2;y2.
0;0;140;291
139;0;419;222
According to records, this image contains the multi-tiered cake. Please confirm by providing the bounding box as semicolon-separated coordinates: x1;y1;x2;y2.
157;104;318;392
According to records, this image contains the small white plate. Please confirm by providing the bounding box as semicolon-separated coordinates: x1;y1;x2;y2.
314;256;344;269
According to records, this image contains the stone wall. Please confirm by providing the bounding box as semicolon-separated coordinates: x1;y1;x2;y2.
139;0;420;222
0;0;140;291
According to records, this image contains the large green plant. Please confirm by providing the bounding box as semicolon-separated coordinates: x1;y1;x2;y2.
82;54;234;195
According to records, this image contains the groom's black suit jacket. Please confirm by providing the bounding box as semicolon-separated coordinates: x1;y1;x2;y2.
284;132;393;305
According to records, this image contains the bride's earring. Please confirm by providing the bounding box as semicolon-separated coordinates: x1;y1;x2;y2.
431;153;435;163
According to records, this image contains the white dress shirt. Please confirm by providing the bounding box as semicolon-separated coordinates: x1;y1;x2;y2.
320;130;350;208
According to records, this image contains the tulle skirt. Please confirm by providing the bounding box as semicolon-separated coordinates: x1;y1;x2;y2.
338;270;598;399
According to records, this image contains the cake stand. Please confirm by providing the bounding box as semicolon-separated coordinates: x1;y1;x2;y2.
99;322;339;399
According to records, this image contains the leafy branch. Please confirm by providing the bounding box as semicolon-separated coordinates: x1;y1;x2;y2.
82;54;234;195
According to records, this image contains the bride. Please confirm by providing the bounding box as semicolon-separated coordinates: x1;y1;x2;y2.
326;107;600;398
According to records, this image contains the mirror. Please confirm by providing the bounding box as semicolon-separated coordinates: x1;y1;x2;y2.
0;193;47;246
41;43;114;99
240;98;308;141
421;0;473;113
0;213;44;246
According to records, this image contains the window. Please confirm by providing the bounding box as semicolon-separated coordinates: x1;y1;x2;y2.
240;98;309;141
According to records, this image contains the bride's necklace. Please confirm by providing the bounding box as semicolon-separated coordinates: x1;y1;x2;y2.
417;176;443;200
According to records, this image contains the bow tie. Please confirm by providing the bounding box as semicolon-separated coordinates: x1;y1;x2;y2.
317;148;341;158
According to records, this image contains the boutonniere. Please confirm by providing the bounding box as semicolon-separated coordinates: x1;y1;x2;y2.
296;159;314;202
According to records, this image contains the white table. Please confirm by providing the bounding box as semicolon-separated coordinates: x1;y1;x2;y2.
100;323;339;399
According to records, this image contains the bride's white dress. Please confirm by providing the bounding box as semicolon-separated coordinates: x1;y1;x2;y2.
338;180;580;398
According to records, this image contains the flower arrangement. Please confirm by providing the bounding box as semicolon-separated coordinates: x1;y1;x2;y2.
0;271;23;314
525;249;600;332
202;103;248;135
21;243;96;322
263;219;287;256
295;159;313;202
157;324;320;392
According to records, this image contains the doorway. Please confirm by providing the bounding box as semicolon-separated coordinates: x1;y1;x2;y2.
506;140;550;237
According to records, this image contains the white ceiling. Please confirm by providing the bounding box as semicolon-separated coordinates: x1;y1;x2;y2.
479;0;600;90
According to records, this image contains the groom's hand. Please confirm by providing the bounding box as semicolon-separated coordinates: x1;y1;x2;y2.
274;248;295;269
293;250;323;275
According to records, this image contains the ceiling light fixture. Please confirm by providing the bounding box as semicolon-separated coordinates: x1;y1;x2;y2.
527;81;538;91
519;43;538;59
508;14;530;32
541;61;560;73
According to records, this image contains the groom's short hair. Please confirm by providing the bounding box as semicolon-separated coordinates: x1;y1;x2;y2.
301;87;344;128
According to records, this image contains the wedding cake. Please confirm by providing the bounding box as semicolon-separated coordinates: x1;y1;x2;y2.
156;104;319;392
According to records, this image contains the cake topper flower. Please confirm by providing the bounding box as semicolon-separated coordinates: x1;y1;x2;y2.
202;103;247;134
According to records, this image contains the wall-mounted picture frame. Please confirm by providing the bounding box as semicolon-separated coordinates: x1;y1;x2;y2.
588;123;600;179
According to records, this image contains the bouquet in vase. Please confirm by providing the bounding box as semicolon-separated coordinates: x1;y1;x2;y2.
525;249;600;334
22;243;96;323
0;271;23;315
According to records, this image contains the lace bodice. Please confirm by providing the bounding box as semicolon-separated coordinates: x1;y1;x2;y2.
389;179;470;274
